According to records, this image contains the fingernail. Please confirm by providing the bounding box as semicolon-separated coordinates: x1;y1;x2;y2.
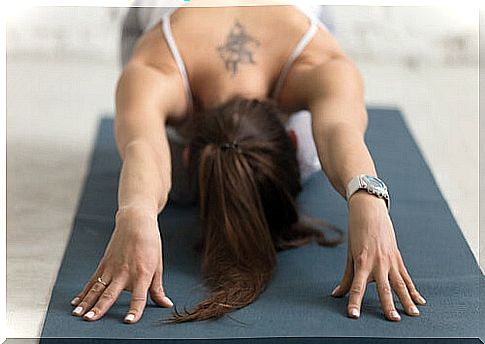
72;306;83;315
418;295;427;304
331;285;340;296
124;314;135;323
164;296;174;307
349;308;360;318
84;311;95;319
390;310;401;320
70;297;80;306
410;305;420;315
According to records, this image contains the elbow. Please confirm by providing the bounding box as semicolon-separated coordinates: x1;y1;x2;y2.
123;139;151;154
322;122;366;146
344;59;368;132
121;139;160;162
157;191;170;214
351;66;368;132
358;104;369;133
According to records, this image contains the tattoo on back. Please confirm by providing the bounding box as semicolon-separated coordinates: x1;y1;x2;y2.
217;20;260;75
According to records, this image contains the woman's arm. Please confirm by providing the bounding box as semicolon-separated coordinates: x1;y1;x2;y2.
70;62;182;324
114;63;174;215
305;56;372;197
303;55;427;321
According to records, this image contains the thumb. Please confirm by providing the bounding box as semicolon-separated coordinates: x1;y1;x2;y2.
149;267;174;308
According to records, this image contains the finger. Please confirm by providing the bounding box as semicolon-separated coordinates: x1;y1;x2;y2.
389;268;420;317
149;268;174;308
71;280;95;306
72;278;109;317
347;268;370;319
376;271;401;321
398;254;427;305
83;279;126;321
70;271;102;306
70;263;108;306
332;253;353;297
124;282;149;324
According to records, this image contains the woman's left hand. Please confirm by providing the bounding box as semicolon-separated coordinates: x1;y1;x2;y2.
331;191;427;321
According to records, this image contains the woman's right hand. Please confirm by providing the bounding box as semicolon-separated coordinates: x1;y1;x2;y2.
69;206;174;324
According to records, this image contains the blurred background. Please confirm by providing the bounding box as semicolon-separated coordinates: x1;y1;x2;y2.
6;4;481;341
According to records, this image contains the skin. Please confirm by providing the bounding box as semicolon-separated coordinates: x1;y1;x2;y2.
70;5;426;324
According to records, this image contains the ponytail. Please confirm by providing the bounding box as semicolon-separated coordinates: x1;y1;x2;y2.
163;142;277;323
162;96;344;324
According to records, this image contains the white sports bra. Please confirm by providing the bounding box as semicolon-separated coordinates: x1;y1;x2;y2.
160;5;328;115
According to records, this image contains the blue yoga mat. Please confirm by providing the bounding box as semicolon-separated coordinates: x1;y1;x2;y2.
40;108;484;343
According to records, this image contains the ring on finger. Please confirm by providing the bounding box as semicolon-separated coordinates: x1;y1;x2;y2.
97;276;109;287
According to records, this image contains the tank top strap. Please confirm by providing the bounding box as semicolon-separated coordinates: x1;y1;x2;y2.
161;8;194;114
270;8;324;100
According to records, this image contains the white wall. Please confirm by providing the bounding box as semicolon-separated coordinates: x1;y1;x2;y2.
6;5;479;68
6;7;128;62
330;6;478;67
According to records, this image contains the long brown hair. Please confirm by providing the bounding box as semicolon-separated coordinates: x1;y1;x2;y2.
163;96;344;323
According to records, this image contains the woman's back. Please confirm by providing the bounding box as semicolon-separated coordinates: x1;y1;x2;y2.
129;5;343;122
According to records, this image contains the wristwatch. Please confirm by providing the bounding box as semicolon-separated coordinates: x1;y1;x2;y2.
346;174;390;210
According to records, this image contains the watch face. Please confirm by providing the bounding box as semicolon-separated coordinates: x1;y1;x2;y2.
363;175;386;191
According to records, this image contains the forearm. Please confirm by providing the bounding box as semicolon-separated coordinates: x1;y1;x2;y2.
117;140;171;217
313;122;377;199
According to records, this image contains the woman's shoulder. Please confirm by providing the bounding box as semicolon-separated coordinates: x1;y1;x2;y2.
117;60;189;122
128;20;180;76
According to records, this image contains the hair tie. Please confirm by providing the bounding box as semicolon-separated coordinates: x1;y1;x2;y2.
220;140;241;152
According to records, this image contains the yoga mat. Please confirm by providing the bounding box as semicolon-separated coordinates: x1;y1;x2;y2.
40;108;484;343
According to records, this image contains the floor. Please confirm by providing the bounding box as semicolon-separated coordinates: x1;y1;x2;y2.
6;54;479;342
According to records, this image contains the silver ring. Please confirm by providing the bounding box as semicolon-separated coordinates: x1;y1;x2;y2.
97;276;108;287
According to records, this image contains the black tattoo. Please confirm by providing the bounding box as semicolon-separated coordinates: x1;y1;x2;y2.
216;20;260;75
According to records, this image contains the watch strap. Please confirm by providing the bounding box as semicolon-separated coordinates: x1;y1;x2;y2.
346;174;390;210
346;174;364;201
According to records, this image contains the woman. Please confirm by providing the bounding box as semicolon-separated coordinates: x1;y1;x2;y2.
69;3;427;325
